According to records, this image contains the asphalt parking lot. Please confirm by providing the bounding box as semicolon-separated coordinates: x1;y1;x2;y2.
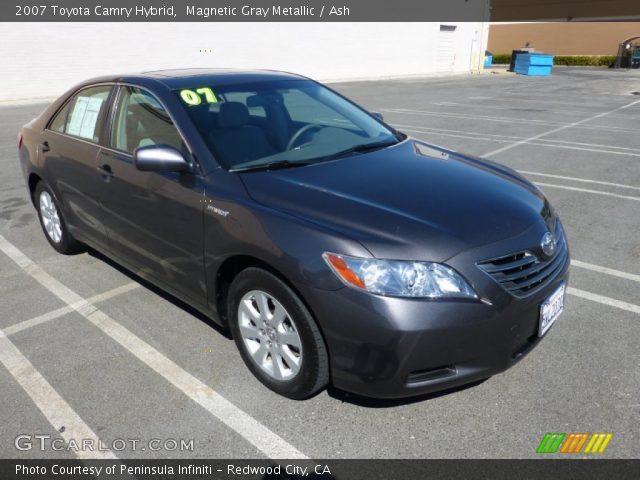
1;67;639;459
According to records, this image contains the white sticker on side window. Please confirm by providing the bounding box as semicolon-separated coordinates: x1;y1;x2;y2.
67;96;104;140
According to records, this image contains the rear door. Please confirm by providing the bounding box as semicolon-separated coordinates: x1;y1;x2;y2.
96;84;207;304
40;84;114;249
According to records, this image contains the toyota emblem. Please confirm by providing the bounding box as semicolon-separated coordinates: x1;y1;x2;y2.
541;232;556;257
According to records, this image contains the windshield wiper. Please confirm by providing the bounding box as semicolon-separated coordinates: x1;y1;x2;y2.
230;139;399;172
321;139;399;162
230;160;312;173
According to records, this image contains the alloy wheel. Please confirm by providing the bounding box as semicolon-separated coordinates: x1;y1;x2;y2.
39;191;62;244
237;290;303;381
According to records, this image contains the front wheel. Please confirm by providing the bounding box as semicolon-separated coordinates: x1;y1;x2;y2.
34;182;82;254
228;268;329;399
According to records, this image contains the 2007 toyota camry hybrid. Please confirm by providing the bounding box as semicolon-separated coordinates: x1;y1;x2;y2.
18;69;569;399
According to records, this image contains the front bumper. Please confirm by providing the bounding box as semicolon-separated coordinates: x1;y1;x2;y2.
299;230;570;399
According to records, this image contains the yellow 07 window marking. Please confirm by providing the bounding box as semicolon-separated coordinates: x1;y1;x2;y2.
180;87;217;106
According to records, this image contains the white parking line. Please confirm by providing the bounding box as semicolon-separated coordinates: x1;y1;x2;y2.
482;100;640;158
398;127;640;202
0;234;307;460
430;99;639;119
567;287;640;315
0;331;116;459
3;283;140;337
395;123;640;154
386;108;570;129
400;126;640;158
571;260;640;283
519;171;640;192
534;182;640;202
383;107;640;134
489;94;637;110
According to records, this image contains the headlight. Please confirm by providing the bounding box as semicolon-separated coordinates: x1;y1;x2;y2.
323;252;478;299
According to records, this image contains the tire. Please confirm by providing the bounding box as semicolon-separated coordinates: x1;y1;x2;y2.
228;267;329;399
34;182;82;254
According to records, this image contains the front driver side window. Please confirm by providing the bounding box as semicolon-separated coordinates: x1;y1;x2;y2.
111;86;183;154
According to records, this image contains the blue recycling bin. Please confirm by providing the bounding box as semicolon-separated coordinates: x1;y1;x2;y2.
484;54;493;69
515;53;554;76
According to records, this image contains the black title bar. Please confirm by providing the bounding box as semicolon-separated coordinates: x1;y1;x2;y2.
2;459;640;480
6;0;491;22
5;0;640;22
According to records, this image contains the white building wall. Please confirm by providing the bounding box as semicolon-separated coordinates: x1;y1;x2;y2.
1;22;487;101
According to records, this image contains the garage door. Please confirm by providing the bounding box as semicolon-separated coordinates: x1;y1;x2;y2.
437;25;456;72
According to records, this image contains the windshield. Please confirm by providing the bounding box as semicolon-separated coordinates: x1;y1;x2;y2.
174;79;399;170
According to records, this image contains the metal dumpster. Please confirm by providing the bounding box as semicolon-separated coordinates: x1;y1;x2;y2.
515;53;554;76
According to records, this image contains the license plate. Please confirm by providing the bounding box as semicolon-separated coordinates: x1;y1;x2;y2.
539;283;565;337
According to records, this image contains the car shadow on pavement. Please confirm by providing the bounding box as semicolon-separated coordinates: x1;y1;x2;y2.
86;247;232;340
326;378;488;408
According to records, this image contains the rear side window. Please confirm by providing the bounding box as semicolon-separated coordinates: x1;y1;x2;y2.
63;86;112;142
49;102;70;133
110;86;183;154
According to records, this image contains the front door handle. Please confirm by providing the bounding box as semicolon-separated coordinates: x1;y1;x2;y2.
40;141;50;152
97;164;114;182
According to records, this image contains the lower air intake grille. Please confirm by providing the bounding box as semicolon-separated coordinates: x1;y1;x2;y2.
407;366;456;385
477;224;568;299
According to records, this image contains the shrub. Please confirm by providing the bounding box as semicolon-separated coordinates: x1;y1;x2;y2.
491;54;616;67
553;55;616;66
492;53;512;65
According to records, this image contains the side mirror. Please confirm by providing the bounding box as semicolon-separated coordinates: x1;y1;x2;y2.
133;145;189;173
371;111;384;121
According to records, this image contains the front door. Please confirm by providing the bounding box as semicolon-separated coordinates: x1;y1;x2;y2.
97;85;206;304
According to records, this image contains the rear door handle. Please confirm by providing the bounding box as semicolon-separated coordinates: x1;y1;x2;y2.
40;141;50;152
97;164;114;181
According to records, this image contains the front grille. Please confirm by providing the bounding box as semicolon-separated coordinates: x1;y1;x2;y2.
477;223;568;299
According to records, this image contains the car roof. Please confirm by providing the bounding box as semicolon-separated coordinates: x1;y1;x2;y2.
83;68;309;90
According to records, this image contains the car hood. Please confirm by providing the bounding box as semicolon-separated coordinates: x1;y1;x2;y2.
240;139;550;261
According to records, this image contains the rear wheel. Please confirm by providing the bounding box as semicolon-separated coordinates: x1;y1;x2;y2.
228;268;329;399
34;182;81;254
